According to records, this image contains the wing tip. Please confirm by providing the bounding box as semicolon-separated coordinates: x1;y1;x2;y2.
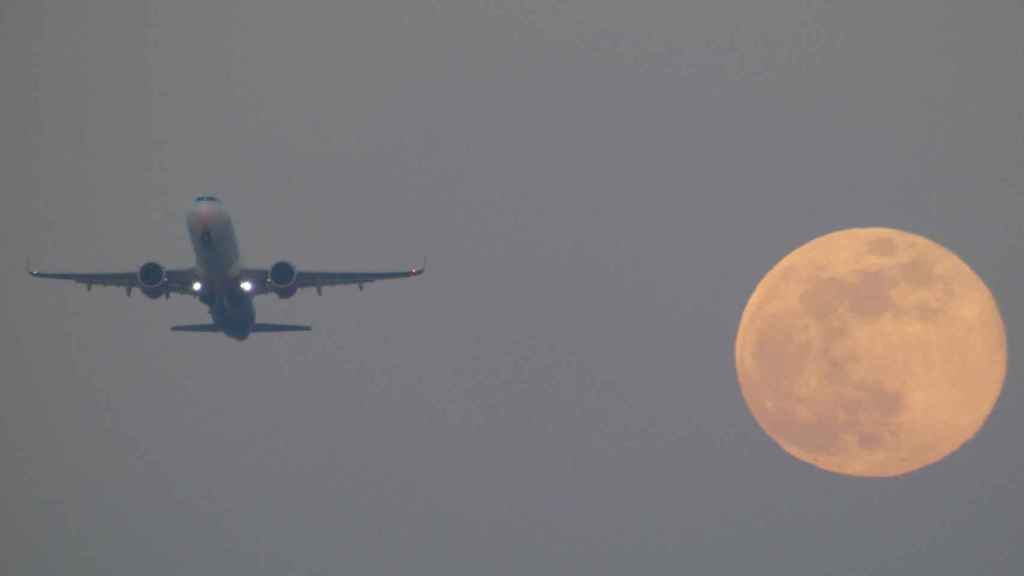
411;256;426;276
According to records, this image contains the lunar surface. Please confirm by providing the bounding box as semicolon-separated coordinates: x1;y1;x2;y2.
735;228;1006;477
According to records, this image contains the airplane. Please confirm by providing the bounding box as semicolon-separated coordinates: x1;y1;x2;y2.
27;196;424;340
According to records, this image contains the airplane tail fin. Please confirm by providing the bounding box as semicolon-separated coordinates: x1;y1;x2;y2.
171;323;311;333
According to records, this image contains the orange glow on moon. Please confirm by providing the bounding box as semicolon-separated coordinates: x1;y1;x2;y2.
735;228;1006;477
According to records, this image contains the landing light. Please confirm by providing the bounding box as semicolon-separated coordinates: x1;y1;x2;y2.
240;280;253;293
192;281;203;292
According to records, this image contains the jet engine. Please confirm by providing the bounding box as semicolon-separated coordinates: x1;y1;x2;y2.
269;260;298;298
137;261;167;299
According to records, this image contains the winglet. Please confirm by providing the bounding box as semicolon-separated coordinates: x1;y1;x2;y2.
25;258;38;277
412;256;427;276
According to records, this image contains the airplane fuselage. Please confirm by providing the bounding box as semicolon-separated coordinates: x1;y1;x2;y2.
186;197;254;340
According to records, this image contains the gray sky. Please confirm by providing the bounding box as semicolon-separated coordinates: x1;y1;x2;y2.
2;1;1022;574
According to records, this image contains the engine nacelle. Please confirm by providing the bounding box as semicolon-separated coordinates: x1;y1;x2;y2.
269;260;298;299
137;261;167;299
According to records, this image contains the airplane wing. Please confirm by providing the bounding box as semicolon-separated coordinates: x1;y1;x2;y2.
242;262;425;295
27;261;197;296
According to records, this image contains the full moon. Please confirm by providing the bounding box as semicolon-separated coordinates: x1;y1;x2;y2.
735;228;1006;477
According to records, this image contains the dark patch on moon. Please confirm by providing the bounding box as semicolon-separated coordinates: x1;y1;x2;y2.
898;256;955;320
899;256;938;287
799;277;849;320
847;270;895;317
753;315;811;393
866;236;898;256
760;269;909;458
839;381;904;453
762;408;843;456
799;269;896;322
863;384;904;418
762;377;905;458
857;431;884;449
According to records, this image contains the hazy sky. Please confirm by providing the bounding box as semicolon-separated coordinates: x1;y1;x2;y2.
3;1;1022;574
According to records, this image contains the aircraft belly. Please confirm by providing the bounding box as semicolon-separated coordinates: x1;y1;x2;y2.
197;249;240;281
211;292;255;340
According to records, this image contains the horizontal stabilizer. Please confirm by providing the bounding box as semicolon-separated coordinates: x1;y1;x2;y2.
251;323;312;333
170;324;221;332
171;323;311;333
